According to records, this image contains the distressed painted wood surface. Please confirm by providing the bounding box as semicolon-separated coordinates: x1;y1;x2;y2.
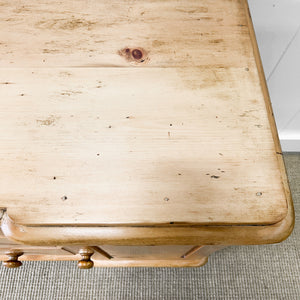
0;0;288;227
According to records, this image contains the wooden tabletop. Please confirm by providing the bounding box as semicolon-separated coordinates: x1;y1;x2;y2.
0;0;288;227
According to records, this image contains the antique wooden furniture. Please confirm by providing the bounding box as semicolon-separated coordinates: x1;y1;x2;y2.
0;0;294;268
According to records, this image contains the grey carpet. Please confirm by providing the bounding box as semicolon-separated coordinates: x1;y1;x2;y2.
0;153;299;300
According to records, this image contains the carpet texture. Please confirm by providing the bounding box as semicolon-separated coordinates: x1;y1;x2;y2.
0;153;299;300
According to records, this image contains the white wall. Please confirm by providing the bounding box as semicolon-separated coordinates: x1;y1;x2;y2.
249;0;300;151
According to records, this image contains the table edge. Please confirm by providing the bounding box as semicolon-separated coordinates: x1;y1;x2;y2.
0;192;294;246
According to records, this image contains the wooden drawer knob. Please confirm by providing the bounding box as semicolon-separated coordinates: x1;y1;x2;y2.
3;250;23;268
77;248;94;269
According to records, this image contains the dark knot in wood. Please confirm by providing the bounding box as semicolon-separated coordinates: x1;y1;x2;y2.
119;47;147;63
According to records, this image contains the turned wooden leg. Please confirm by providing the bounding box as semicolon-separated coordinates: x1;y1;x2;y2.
3;250;23;268
77;247;94;269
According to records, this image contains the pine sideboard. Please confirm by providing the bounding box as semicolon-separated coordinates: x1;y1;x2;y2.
0;0;294;268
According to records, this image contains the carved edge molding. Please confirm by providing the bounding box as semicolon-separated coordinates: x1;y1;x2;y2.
0;200;294;247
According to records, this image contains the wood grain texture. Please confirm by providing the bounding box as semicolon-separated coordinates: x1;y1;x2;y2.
0;245;223;267
0;0;250;68
92;258;209;267
0;196;293;245
181;245;204;258
100;245;192;260
0;254;210;267
0;65;287;225
0;0;294;248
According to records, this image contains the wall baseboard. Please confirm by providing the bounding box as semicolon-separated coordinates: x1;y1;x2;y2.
280;139;300;152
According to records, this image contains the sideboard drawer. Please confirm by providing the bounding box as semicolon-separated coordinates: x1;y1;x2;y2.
100;245;193;260
0;246;76;257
